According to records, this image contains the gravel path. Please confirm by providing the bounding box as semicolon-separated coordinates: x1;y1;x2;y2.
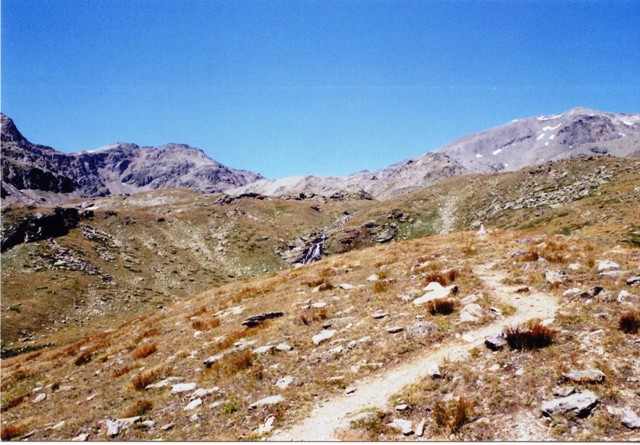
269;263;558;441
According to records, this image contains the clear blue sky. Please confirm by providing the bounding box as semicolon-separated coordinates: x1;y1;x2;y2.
2;0;639;178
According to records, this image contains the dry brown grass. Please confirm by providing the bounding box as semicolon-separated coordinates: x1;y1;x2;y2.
619;311;640;334
1;423;25;441
186;305;207;319
503;321;556;350
74;350;93;366
134;327;161;342
433;396;475;434
1;393;26;412
428;298;457;316
112;364;136;378
191;317;221;331
208;350;253;377
131;367;163;390
132;343;157;360
121;399;153;418
424;268;460;286
298;307;328;325
373;280;389;293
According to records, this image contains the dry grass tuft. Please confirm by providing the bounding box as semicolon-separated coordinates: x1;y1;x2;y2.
503;321;556;350
619;311;640;334
433;397;474;434
122;399;153;418
424;269;460;286
373;280;389;293
112;364;135;378
74;350;93;366
428;298;457;316
131;367;162;390
1;423;25;441
186;305;208;319
1;394;26;412
135;327;161;342
209;350;253;377
132;343;157;360
299;307;328;325
191;317;221;331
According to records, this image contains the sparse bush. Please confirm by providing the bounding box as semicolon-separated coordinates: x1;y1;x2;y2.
298;307;328;325
131;368;162;390
122;399;153;417
424;269;460;286
210;350;253;377
373;280;389;293
112;364;135;378
135;327;161;342
132;343;157;360
428;298;457;316
433;397;474;434
1;423;24;441
186;305;207;320
619;311;640;334
221;401;238;414
503;321;556;350
192;317;221;331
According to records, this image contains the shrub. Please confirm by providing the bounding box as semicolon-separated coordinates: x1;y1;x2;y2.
112;364;134;378
1;424;24;441
428;298;457;316
619;311;640;334
503;322;556;350
1;394;25;412
132;344;157;360
74;350;93;366
424;269;460;286
221;401;238;414
299;307;328;325
192;317;221;331
135;327;161;342
210;350;253;377
131;368;162;390
122;399;153;418
373;280;389;293
433;397;474;434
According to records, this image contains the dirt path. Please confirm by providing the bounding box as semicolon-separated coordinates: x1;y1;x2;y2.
270;262;558;441
439;196;459;234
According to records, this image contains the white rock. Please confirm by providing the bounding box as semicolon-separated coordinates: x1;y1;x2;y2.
424;281;444;291
415;418;427;437
395;403;408;411
347;340;358;349
258;416;276;434
33;393;46;403
339;283;354;290
413;285;456;306
145;376;183;389
563;288;583;297
71;433;90;441
427;363;442;378
190;387;219;399
275;376;294;390
358;336;372;344
462;333;475;343
105;417;141;437
371;311;390;319
607;407;640;429
52;421;66;430
488;363;500;372
329;345;344;354
311;301;327;308
171;383;197;394
312;329;336;345
387;418;414;435
568;263;582;270
617;290;630;302
183;398;202;410
252;345;275;354
275;342;293;351
460;294;479;304
541;390;598;417
366;274;380;282
597;259;620;271
249;395;284;409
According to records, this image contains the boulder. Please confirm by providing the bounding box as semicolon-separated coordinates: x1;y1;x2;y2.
562;369;605;384
626;275;640;285
242;312;284;327
460;303;483;322
413;285;456;306
541;390;598;418
485;336;507;351
376;228;397;243
407;321;431;338
275;376;294;390
544;270;567;285
184;398;203;410
203;353;225;368
105;417;141;437
597;260;620;271
249;395;284;409
387;418;414;436
607;407;640;429
553;386;576;397
312;329;336;345
171;383;197;394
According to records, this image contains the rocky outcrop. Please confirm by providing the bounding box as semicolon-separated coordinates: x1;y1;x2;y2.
1;114;263;205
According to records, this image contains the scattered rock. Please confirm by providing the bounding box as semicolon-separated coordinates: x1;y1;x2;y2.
258;416;276;434
385;326;404;334
366;274;380;282
275;343;293;352
275;376;294;390
249;395;284;409
105;417;141;437
461;333;475;343
203;353;225;368
311;301;327;308
544;270;567;285
515;286;530;293
345;386;357;395
460;293;479;304
145;376;183;389
312;329;336;345
350;412;375;423
395;403;409;411
607;407;640;429
52;421;66;430
371;311;390;319
484;335;507;351
387;418;414;436
553;386;576;397
541;390;598;418
627;275;640;285
617;290;630;302
33;393;46;403
488;363;500;372
568;263;582;270
242;312;284;327
562;369;606;384
597;260;620;271
339;283;355;290
415;418;427;437
413;284;457;306
358;335;372;344
190;387;219;399
376;228;397;243
253;345;275;354
427;363;442;378
71;433;90;441
407;321;431;338
160;423;174;431
171;383;197;394
184;398;202;410
460;303;483;322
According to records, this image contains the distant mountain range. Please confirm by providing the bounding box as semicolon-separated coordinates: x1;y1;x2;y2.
2;107;639;205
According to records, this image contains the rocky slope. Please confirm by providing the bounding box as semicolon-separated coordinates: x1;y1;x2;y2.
230;107;640;199
0;114;263;205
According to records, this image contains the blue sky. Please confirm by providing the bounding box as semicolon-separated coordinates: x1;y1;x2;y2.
2;0;639;178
